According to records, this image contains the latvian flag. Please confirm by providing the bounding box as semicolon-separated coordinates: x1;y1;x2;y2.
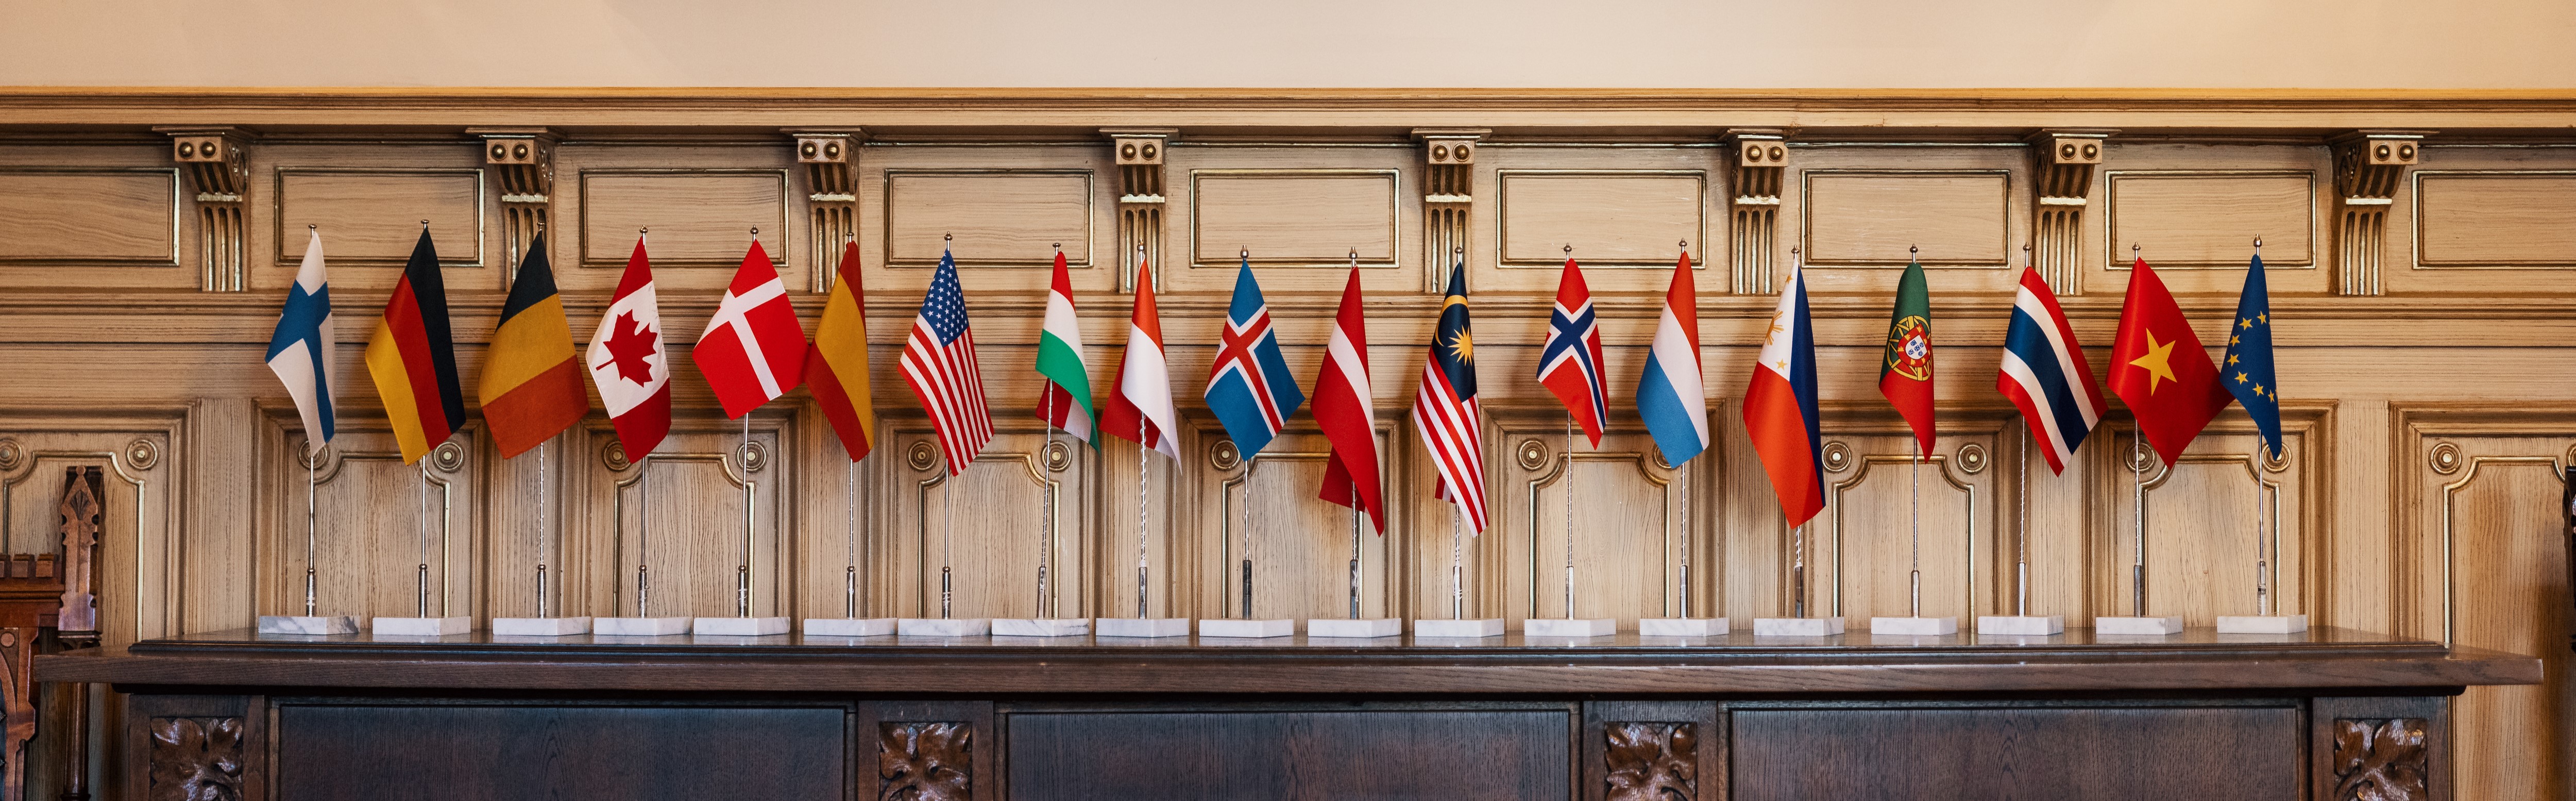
1997;267;2106;473
1635;248;1707;465
899;251;993;476
1412;264;1487;533
1743;260;1823;526
364;229;465;465
693;240;808;420
1313;266;1384;533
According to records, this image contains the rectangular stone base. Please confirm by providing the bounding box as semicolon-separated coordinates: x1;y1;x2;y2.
2216;614;2308;634
1753;616;1846;637
491;616;593;637
1095;618;1191;638
992;618;1089;637
1413;618;1506;638
596;616;693;636
1638;618;1731;636
1870;616;1959;635
1976;615;2065;635
800;618;893;637
257;615;358;636
897;618;992;637
1523;618;1617;638
691;616;789;636
1306;618;1403;638
2094;615;2185;635
369;616;469;636
1198;618;1295;638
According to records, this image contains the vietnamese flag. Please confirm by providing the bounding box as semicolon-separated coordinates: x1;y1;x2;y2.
1876;256;1936;457
2108;257;2231;464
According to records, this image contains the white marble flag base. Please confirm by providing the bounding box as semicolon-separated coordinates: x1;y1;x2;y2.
370;616;470;636
1413;619;1505;638
801;618;894;637
1307;618;1403;638
992;618;1090;637
1638;618;1730;636
1523;618;1617;638
492;616;594;637
2216;614;2308;634
257;615;358;635
1095;618;1192;638
1976;615;2065;636
596;616;693;636
692;616;789;636
1753;616;1846;637
2094;615;2185;635
1199;619;1295;638
896;618;991;637
1870;616;1959;636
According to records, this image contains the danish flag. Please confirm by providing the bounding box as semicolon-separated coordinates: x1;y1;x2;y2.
692;240;807;419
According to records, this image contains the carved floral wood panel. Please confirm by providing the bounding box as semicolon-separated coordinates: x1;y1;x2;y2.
147;716;243;801
879;721;970;801
1604;721;1696;801
2331;718;2428;801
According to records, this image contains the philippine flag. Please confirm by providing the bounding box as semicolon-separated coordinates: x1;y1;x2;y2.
1635;249;1707;465
1997;266;2108;474
1743;261;1823;526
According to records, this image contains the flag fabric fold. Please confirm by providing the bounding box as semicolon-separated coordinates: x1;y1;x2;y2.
1413;263;1488;533
693;240;808;420
1034;249;1096;445
1635;250;1708;465
1313;267;1384;533
1877;256;1937;457
808;240;881;462
1203;257;1306;457
478;234;589;459
1997;266;2107;474
2224;254;2283;459
898;250;994;476
1536;256;1608;448
1103;257;1181;461
364;229;466;464
586;237;672;458
2108;257;2231;465
1744;262;1824;526
267;228;335;456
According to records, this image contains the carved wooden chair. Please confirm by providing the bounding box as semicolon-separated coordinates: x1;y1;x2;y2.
0;467;102;801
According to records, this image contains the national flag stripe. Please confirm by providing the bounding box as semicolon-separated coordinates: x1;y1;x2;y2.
1743;263;1824;526
1536;257;1608;447
693;240;807;420
808;241;879;461
1636;251;1708;465
479;236;589;458
364;230;464;465
1104;257;1182;461
585;237;671;456
1412;264;1487;532
266;229;334;453
898;251;994;475
1035;249;1096;443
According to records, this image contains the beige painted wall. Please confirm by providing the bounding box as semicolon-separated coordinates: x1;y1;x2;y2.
4;0;2572;89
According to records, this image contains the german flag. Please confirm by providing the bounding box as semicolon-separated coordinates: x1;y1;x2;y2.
805;240;878;461
477;234;589;458
365;229;466;464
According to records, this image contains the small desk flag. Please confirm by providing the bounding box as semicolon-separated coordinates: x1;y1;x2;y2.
2109;256;2231;465
267;228;335;456
1035;249;1096;445
2223;254;2283;459
478;235;589;459
1536;256;1608;448
1104;257;1182;461
364;229;465;465
1313;267;1384;533
586;236;671;457
898;251;994;477
693;240;807;419
1877;256;1937;457
1636;249;1708;465
1413;263;1487;533
808;240;880;461
1745;262;1823;526
1204;257;1306;457
1997;266;2107;474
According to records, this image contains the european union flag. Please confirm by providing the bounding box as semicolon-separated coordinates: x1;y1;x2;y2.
2222;254;2282;458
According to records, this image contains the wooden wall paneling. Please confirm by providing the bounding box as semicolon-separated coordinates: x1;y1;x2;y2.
888;424;1079;621
1812;416;1998;626
1408;406;1500;623
1497;413;1681;626
858;143;1118;299
1200;424;1400;623
1482;143;1715;295
2088;141;2331;296
1415;129;1484;293
258;414;479;623
2388;143;2576;294
2330;131;2426;296
561;142;795;296
470;128;558;279
2026;130;2109;294
266;143;490;293
0;167;180;285
1789;144;2026;296
588;418;788;621
1085;433;1192;620
1998;418;2097;627
1171;145;1417;295
2089;407;2327;628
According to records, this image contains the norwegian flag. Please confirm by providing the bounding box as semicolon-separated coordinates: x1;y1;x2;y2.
899;251;993;476
1536;256;1608;447
692;240;806;419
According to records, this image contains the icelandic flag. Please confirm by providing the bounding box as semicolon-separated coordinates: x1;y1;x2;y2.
1203;257;1306;456
1636;249;1708;465
1536;256;1608;448
267;228;335;455
1743;261;1823;526
1997;266;2107;474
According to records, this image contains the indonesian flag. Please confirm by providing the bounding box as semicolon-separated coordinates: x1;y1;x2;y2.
1101;257;1180;461
693;240;807;419
1743;261;1824;527
586;237;671;456
1313;266;1384;533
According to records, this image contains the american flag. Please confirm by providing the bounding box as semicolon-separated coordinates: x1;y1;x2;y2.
899;251;992;476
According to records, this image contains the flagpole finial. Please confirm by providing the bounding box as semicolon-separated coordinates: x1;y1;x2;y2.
1240;247;1248;259
2254;237;2263;254
1563;244;1573;256
750;227;759;237
1453;245;1463;256
420;219;430;229
2023;242;2032;266
1679;239;1688;253
1053;242;1061;251
2132;242;2141;258
944;232;951;242
1909;244;1919;256
308;224;317;231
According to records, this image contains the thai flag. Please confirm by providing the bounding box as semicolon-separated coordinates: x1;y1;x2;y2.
1636;251;1707;465
1997;266;2108;474
1536;257;1608;447
1203;258;1306;456
1743;261;1823;526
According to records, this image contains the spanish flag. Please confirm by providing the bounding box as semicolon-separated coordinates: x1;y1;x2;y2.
804;240;878;461
365;229;466;464
478;234;590;458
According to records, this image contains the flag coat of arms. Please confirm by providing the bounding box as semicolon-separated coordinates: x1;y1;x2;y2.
899;251;994;476
1204;258;1306;457
1103;258;1181;461
1313;267;1384;533
1413;264;1488;533
1744;263;1824;526
364;229;466;464
478;235;590;459
586;237;671;457
693;240;807;420
2223;255;2283;459
1635;250;1707;465
1034;249;1096;444
2108;257;2231;465
268;228;335;455
1536;257;1609;448
1877;257;1937;457
1997;266;2107;474
807;240;881;461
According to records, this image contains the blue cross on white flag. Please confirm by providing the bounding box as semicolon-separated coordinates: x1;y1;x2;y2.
266;229;335;455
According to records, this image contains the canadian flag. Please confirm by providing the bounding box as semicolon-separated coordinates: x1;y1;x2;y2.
693;240;808;419
586;237;672;456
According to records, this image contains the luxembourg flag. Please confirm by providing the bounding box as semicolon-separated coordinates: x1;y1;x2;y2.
1635;249;1707;465
266;228;335;455
1997;266;2108;473
1743;260;1823;526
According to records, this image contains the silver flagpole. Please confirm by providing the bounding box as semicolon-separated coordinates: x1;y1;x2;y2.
1564;414;1576;619
536;443;550;618
1450;505;1463;619
846;457;859;619
1136;437;1150;618
638;455;652;616
738;413;753;618
304;440;318;618
1348;483;1362;620
1240;454;1255;619
2017;420;2031;617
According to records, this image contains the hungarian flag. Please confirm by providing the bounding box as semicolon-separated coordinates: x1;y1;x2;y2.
1745;261;1823;526
1877;256;1937;457
1536;256;1608;448
693;240;807;419
807;240;880;461
477;235;589;458
1313;267;1383;533
364;229;465;465
1635;248;1707;465
2109;256;2230;464
1102;256;1180;461
1034;249;1096;445
585;236;671;457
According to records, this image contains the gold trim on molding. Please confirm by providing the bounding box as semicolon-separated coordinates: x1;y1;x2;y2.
2409;170;2576;270
575;168;790;268
1493;169;1710;269
272;166;487;268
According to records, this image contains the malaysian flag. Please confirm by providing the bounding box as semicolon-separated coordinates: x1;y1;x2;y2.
1413;263;1487;533
900;251;993;476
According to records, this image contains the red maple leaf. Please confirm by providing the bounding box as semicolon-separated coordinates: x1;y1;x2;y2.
594;311;660;386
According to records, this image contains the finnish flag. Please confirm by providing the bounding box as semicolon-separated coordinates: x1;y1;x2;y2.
266;229;335;455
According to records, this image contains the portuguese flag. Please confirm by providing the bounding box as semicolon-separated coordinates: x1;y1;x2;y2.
1034;249;1096;444
1877;257;1937;457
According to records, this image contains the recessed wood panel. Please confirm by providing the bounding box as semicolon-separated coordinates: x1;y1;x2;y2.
1800;170;2009;266
578;170;787;266
2427;438;2571;801
0;168;177;265
2414;172;2576;268
1509;428;1685;624
275;168;483;265
2097;428;2309;628
1821;441;1989;625
1497;171;1704;267
893;429;1073;620
1189;170;1398;267
1206;428;1398;622
1008;710;1569;800
262;421;478;621
1732;705;2300;800
278;704;845;801
2105;171;2315;268
592;426;788;620
884;170;1093;267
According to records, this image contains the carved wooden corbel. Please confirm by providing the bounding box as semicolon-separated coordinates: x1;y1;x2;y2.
789;130;863;292
1723;128;1788;294
154;126;250;292
2028;129;2111;293
1414;128;1486;292
2330;130;2429;296
469;127;559;278
1104;128;1175;292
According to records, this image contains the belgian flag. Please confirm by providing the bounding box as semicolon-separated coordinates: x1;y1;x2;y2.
477;234;589;458
365;229;467;464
